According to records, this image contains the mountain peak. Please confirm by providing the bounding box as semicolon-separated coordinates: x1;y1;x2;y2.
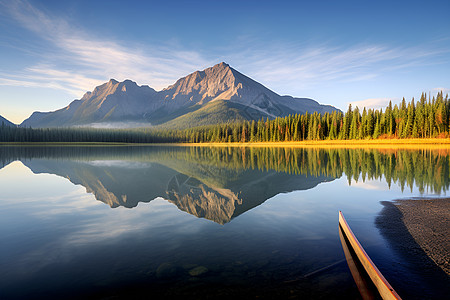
214;61;229;68
161;62;239;105
209;62;232;75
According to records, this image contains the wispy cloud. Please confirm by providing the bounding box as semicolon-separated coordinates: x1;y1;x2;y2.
0;67;104;95
432;87;450;94
228;41;448;95
0;0;213;97
348;98;396;110
1;0;448;102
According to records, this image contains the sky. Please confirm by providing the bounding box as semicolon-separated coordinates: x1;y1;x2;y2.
0;0;449;124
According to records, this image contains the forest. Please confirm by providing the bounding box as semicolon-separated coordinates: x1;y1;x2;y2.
0;92;448;143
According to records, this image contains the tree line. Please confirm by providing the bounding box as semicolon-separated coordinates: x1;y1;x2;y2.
180;91;449;143
0;92;448;143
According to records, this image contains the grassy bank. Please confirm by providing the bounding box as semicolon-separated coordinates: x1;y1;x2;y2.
1;138;450;150
180;138;450;149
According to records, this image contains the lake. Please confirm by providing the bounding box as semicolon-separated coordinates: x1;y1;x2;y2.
0;145;448;299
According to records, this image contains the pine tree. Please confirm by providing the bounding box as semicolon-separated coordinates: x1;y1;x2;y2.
329;111;338;140
386;100;393;136
366;109;374;138
342;104;352;139
349;107;360;139
373;115;381;139
412;121;419;138
360;107;367;138
404;99;414;138
250;120;256;142
436;102;447;136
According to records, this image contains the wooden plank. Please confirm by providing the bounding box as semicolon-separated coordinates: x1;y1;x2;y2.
339;211;402;300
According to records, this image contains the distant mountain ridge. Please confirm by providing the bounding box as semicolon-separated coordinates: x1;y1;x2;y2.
21;62;339;128
0;114;15;127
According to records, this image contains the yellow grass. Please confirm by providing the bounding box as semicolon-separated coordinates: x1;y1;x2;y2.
180;138;450;150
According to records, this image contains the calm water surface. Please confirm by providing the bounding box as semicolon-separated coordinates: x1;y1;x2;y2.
0;146;448;299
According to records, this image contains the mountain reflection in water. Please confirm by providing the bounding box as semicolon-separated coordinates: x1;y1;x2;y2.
0;146;448;224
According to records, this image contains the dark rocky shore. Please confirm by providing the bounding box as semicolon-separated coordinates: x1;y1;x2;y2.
377;198;449;275
376;198;450;299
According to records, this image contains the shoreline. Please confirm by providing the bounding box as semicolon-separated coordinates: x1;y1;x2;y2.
1;138;450;150
180;138;450;149
376;198;450;276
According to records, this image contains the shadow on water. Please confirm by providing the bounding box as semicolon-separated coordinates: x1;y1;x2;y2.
339;226;381;300
375;201;450;299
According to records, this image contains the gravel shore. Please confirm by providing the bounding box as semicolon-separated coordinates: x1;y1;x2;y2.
376;198;449;275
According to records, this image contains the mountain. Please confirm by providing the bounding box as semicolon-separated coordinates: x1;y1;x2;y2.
21;62;339;128
0;114;15;127
22;79;157;128
160;100;266;129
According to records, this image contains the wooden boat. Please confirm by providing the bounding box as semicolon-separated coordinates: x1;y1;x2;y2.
339;211;402;300
339;226;378;300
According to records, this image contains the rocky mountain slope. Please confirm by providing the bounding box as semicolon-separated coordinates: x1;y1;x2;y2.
0;114;15;127
21;62;339;128
22;79;157;127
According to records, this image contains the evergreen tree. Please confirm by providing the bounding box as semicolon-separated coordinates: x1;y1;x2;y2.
342;104;352;139
250;120;256;142
373;114;381;139
349;107;360;139
329;111;338;140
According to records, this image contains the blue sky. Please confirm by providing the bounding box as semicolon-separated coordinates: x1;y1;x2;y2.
0;0;449;124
